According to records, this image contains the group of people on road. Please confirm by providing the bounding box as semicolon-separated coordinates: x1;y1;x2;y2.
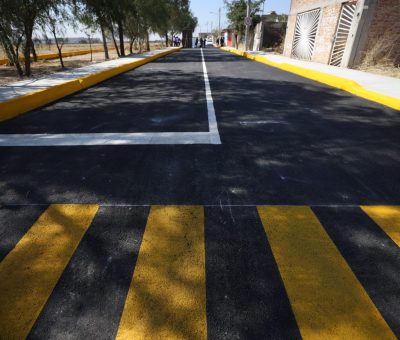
194;36;225;48
216;37;225;47
195;37;205;48
172;36;181;47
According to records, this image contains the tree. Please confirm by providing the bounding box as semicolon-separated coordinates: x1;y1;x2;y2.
5;0;60;76
224;0;265;36
0;0;198;77
75;0;112;59
0;4;24;76
149;0;197;47
39;5;69;68
124;5;148;54
106;0;136;56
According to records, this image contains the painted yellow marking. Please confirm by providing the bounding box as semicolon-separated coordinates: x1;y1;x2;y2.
0;204;99;339
361;206;400;247
116;206;207;340
257;206;396;340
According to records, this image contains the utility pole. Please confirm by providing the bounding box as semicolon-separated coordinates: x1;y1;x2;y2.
211;9;222;39
244;0;251;51
219;8;221;39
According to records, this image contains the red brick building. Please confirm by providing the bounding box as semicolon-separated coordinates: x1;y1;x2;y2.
283;0;400;67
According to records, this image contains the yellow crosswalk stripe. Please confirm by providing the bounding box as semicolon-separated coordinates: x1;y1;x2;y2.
116;206;207;340
257;206;396;340
0;204;99;339
361;206;400;247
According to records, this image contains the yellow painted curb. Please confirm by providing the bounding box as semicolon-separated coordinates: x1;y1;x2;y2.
221;47;400;111
0;48;181;122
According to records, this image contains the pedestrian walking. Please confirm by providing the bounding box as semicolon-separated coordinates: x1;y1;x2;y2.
195;37;199;48
199;37;203;48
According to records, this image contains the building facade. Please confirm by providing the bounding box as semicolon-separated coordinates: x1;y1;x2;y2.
283;0;400;67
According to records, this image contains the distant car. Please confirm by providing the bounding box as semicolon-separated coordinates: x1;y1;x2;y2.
205;38;214;47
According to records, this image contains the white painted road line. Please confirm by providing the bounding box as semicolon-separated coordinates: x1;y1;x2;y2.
0;49;221;146
0;132;217;146
201;48;221;144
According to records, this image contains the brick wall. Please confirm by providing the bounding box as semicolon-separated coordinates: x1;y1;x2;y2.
283;0;352;63
362;0;400;65
313;3;343;63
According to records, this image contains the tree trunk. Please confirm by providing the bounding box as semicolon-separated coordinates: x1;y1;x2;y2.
100;24;109;60
117;19;125;56
165;32;168;47
129;38;135;54
0;31;23;76
110;25;120;57
23;24;33;76
146;30;150;52
57;46;64;68
88;36;93;62
31;40;38;62
53;31;64;68
170;32;175;47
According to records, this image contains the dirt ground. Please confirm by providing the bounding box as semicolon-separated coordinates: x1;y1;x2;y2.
0;43;165;85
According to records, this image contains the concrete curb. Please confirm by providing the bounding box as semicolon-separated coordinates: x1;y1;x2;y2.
0;48;180;122
221;47;400;111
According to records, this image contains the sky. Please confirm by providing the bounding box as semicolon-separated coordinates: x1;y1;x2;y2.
191;0;292;35
62;0;292;39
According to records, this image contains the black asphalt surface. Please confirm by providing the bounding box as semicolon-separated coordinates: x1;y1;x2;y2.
0;48;399;205
205;206;301;339
313;206;400;335
1;48;399;338
28;206;148;340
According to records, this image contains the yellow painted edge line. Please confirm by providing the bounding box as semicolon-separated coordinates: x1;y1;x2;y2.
0;204;99;339
221;47;400;111
361;206;400;247
257;206;396;340
0;48;181;122
116;205;207;340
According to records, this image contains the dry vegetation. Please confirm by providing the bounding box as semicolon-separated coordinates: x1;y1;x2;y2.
355;29;400;78
354;3;400;79
0;43;105;59
0;42;165;85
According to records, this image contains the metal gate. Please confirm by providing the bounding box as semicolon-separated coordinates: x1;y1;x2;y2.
329;2;358;66
292;8;321;60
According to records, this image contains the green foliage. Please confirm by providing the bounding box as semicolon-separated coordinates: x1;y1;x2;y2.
0;0;198;76
224;0;265;35
0;0;60;75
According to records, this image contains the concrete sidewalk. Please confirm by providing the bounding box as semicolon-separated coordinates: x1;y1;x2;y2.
0;48;178;103
248;51;400;100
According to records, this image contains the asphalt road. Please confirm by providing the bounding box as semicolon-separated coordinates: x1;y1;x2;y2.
0;48;399;339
